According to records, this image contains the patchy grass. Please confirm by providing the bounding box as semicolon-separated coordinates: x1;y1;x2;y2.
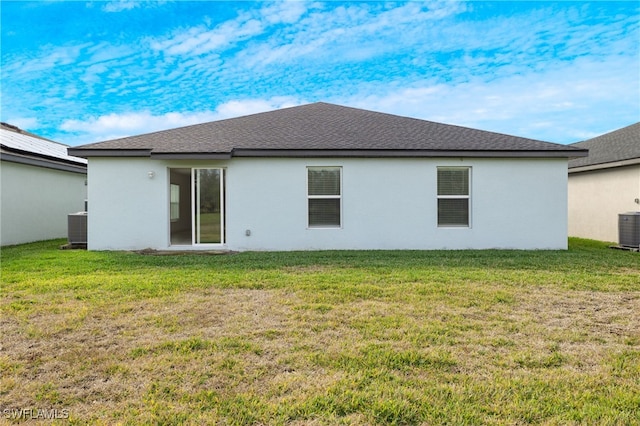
1;238;639;425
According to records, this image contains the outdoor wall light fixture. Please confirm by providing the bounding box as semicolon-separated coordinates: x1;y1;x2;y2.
148;171;155;179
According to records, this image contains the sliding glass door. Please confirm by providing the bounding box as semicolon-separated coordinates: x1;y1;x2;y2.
169;168;225;246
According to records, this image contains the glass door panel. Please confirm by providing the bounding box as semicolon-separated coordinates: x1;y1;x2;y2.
193;168;224;244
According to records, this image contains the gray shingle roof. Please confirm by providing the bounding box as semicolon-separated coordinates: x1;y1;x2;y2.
568;122;640;169
69;102;586;159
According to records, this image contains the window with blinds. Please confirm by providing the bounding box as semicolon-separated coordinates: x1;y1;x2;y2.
437;167;470;227
308;167;341;228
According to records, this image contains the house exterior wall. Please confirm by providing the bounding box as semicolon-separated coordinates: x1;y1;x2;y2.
87;156;568;251
568;165;640;243
1;161;87;246
88;157;169;250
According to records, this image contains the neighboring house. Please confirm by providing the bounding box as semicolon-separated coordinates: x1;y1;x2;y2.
68;102;586;251
1;123;87;246
568;122;640;243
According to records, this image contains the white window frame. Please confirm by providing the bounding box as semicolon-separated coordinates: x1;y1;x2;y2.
437;166;471;228
307;166;342;229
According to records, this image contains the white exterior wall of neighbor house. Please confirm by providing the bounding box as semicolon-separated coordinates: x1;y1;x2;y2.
1;161;87;246
568;165;640;243
87;156;568;251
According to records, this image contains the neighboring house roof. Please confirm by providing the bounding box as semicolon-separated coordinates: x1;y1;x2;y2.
568;122;640;172
1;123;87;174
68;102;587;159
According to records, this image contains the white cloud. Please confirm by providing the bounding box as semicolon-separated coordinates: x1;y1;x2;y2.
3;117;39;131
213;97;300;119
261;1;309;24
61;110;216;141
101;0;167;13
2;1;637;146
102;1;136;13
236;1;466;69
2;43;92;76
148;1;315;57
149;14;258;56
346;54;639;143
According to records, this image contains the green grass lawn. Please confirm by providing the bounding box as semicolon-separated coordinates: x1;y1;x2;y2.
1;238;639;425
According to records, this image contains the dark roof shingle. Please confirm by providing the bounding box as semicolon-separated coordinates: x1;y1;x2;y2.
69;102;586;159
568;122;640;169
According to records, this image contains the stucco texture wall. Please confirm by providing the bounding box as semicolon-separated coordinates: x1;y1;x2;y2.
1;161;87;246
568;165;640;243
87;157;568;251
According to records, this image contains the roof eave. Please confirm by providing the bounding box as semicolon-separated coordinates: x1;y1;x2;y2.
569;157;640;173
232;149;589;158
66;148;588;160
67;149;152;158
1;152;87;174
67;148;232;160
150;152;232;160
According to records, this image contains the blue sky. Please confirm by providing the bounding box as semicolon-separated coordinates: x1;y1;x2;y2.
1;1;638;146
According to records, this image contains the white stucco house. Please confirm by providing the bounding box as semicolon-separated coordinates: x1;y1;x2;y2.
68;103;586;251
1;123;87;246
568;122;640;243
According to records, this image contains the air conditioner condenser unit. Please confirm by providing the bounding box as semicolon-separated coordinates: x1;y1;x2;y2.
68;212;88;245
618;212;640;249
